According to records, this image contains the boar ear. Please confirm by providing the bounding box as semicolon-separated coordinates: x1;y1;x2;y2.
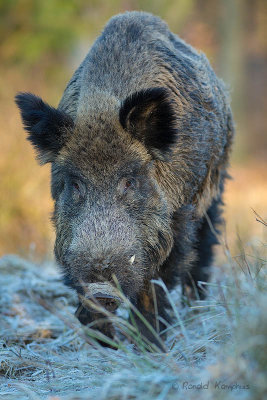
119;87;177;160
15;92;73;164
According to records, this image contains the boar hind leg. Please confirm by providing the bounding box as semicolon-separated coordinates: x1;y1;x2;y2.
185;195;223;299
75;302;115;348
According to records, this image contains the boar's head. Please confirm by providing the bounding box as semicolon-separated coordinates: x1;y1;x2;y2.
15;88;177;309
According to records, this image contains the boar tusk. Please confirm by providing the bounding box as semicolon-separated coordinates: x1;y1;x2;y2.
129;255;136;265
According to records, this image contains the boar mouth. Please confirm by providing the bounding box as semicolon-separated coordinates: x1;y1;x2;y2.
79;282;122;313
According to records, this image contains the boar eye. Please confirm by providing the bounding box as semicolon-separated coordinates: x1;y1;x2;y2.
72;182;80;191
70;179;86;200
118;177;136;196
125;179;134;190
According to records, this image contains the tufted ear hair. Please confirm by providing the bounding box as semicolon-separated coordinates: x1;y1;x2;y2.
119;87;177;160
15;92;73;164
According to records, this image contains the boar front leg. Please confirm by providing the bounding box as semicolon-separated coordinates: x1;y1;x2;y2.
130;284;170;351
75;302;115;347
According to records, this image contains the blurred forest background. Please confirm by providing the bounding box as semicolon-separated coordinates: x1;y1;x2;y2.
0;0;266;260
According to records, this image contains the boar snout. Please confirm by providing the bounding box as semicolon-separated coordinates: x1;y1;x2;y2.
79;282;122;313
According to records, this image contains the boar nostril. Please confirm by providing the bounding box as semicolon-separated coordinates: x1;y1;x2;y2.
94;292;120;312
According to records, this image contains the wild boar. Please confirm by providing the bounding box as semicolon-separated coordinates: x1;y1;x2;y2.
15;11;234;348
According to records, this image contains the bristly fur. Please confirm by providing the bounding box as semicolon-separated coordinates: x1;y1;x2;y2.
119;87;177;159
15;92;73;163
15;11;234;349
